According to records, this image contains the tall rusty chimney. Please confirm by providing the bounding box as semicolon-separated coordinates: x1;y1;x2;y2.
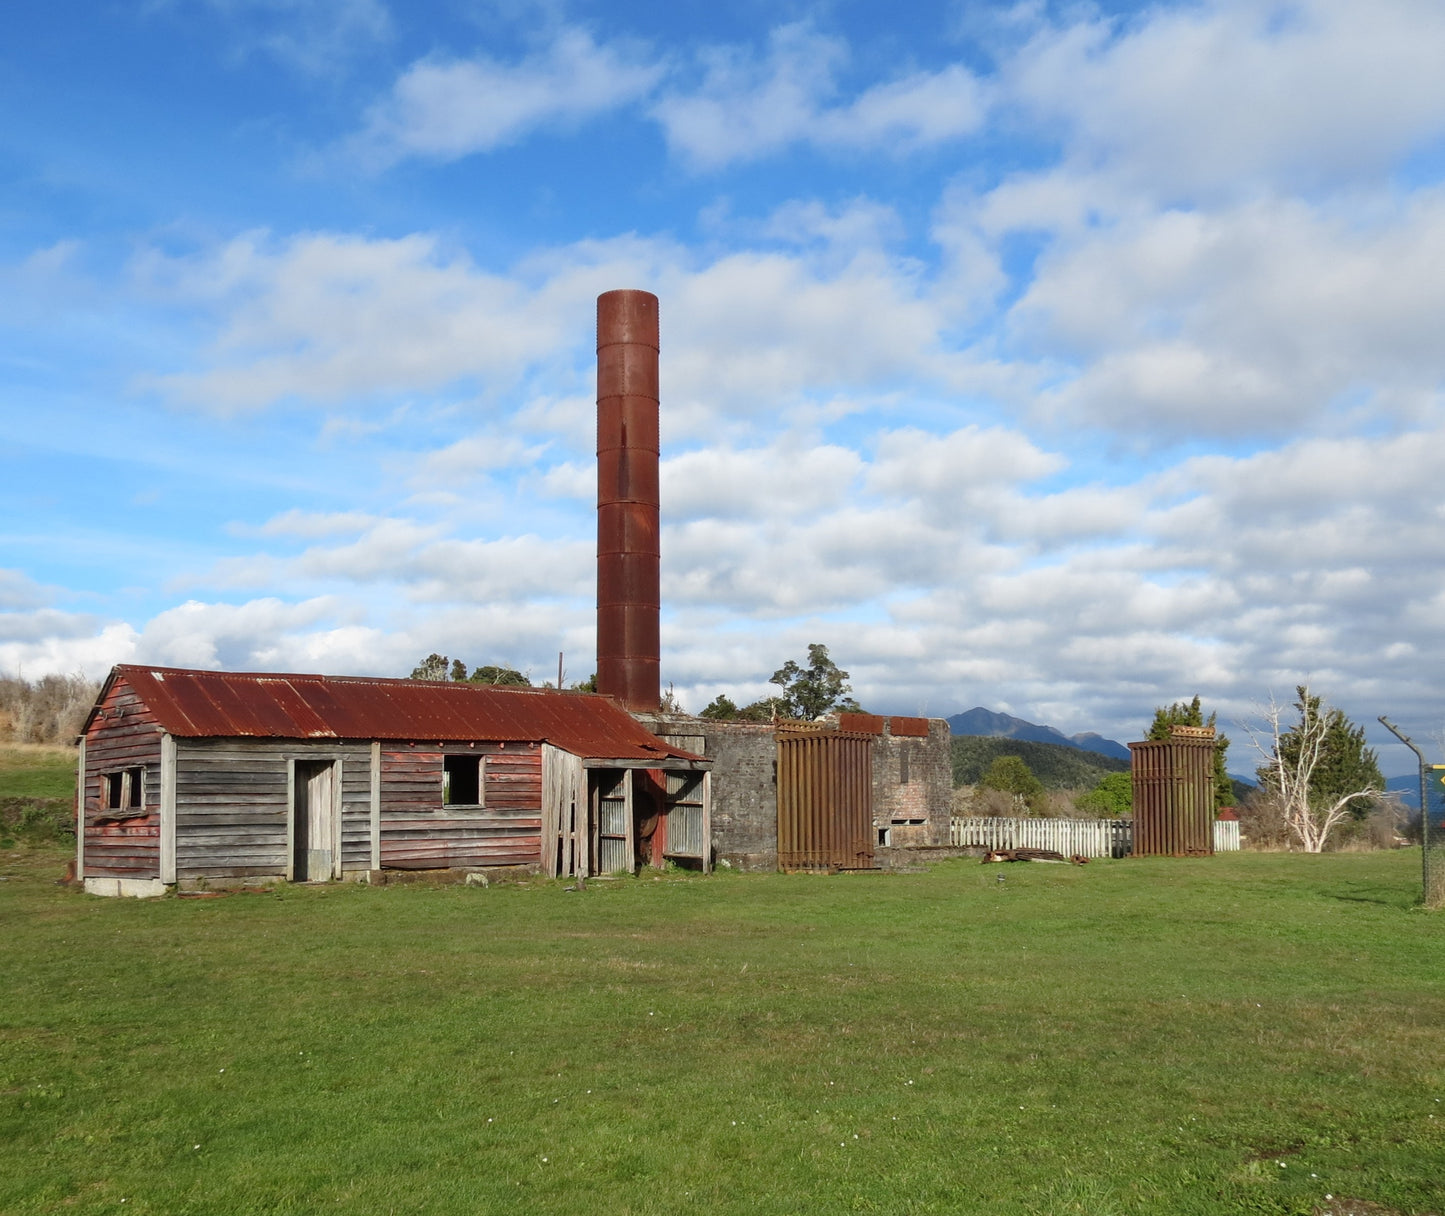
596;289;660;712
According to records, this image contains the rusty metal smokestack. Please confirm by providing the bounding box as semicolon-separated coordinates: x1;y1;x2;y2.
596;289;660;712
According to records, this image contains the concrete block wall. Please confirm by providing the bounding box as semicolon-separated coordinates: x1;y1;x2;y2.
639;715;779;872
637;713;952;871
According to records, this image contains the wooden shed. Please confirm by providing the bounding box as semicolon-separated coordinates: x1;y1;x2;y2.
77;665;711;897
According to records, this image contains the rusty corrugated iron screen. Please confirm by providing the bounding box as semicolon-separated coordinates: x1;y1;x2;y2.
887;716;929;738
777;731;875;871
1129;737;1215;856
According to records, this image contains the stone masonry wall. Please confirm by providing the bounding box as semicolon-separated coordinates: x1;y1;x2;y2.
871;720;952;849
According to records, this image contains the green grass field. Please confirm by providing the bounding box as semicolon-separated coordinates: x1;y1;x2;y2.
0;744;75;801
1;845;1441;1215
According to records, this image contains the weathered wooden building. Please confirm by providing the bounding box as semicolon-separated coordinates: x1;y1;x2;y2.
78;665;710;897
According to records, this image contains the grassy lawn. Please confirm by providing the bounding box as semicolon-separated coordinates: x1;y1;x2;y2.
1;845;1441;1216
0;744;76;800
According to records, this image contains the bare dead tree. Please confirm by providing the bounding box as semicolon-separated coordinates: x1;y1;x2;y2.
0;674;100;745
1244;685;1383;853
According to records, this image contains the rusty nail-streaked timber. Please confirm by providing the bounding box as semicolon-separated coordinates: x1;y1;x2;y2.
596;289;661;713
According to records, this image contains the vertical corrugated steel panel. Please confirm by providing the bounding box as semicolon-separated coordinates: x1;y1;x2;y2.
1129;737;1215;856
777;731;875;871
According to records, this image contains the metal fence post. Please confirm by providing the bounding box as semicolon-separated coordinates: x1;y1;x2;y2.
1379;716;1443;909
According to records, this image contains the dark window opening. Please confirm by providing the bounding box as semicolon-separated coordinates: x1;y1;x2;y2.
101;768;145;813
444;755;481;806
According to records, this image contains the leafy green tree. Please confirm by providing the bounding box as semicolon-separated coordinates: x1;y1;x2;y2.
571;672;598;693
700;694;738;720
769;644;861;721
700;694;782;722
1077;771;1133;817
467;665;530;687
408;656;530;686
1148;695;1233;809
410;653;450;681
979;755;1044;813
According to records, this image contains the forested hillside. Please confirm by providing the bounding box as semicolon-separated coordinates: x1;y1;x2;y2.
952;736;1129;789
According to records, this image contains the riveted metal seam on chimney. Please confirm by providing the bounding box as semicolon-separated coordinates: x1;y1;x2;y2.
596;289;660;713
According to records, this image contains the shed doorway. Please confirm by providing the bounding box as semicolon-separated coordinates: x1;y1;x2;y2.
293;759;339;881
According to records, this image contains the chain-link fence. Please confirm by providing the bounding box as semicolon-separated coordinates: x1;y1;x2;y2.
1425;766;1445;910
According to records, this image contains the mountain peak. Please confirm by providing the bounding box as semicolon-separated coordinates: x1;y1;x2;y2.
946;707;1131;762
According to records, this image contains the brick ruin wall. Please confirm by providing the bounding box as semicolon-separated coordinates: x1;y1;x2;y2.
645;714;952;870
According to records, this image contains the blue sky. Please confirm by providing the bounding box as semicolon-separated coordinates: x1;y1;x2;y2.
4;0;1445;771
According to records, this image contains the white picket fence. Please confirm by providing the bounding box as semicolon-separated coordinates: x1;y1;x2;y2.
949;816;1241;858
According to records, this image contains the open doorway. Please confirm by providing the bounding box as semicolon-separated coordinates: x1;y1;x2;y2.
293;759;338;881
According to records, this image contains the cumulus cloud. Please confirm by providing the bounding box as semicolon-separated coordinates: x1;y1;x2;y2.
653;23;986;169
1005;0;1445;197
138;225;980;429
351;28;663;167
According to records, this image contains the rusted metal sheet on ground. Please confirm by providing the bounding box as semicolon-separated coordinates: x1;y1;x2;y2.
1129;736;1215;856
95;666;701;763
596;288;661;713
777;731;876;871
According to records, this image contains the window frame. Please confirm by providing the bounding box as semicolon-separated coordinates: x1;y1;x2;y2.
442;754;486;808
100;767;146;814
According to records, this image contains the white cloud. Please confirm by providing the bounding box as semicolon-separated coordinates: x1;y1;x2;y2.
1006;0;1445;197
351;28;663;166
142;231;570;410
138;226;982;432
653;23;986;170
0;570;50;611
234;509;382;539
0;618;140;680
957;190;1445;437
179;0;391;75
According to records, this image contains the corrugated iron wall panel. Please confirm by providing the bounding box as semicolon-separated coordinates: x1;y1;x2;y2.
777;732;875;871
1130;738;1215;856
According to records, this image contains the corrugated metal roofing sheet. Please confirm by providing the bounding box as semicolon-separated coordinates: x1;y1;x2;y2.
96;665;704;763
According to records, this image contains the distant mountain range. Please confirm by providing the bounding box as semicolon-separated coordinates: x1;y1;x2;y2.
946;707;1132;762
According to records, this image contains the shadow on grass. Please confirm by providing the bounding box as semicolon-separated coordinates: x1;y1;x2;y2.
1327;884;1417;910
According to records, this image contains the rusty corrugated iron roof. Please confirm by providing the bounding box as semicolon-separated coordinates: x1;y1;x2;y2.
92;665;704;763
